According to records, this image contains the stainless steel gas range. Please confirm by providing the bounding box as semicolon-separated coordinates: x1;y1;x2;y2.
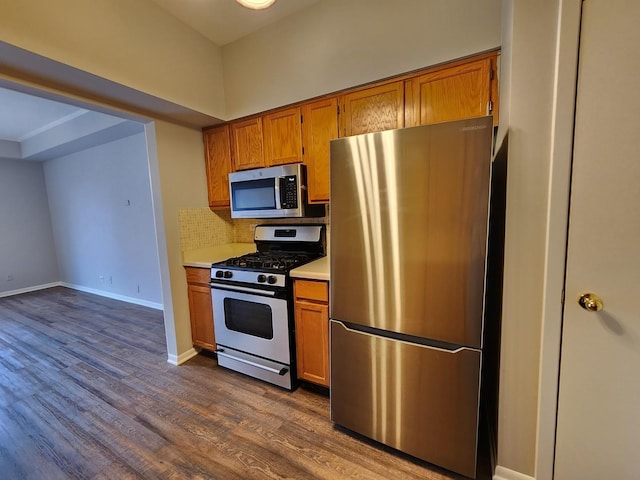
209;224;325;390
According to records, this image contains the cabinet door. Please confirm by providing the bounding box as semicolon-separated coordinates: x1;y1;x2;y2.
405;57;493;127
187;281;216;351
295;299;330;387
263;107;303;166
302;98;338;203
230;117;265;171
340;81;404;137
203;125;232;208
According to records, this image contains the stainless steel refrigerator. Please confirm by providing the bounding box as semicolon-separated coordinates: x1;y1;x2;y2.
329;116;494;479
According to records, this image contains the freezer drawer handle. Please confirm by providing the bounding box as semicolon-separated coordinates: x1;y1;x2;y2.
215;349;288;376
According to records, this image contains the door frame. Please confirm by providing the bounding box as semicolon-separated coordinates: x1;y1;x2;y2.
535;1;583;479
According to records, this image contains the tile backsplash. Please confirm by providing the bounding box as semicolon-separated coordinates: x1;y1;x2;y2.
178;206;329;251
178;208;234;251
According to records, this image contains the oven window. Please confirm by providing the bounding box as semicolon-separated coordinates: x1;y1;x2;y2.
223;298;274;339
231;178;276;211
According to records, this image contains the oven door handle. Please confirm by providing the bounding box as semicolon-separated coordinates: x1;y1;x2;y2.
215;349;289;376
209;283;276;297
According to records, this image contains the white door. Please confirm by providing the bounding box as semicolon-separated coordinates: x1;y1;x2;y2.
554;1;640;478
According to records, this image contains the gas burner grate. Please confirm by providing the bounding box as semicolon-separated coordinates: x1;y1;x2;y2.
219;252;316;271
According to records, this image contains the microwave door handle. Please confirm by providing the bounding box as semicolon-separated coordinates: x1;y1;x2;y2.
274;177;282;209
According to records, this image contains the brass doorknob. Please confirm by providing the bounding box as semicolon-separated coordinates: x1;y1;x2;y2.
578;293;604;312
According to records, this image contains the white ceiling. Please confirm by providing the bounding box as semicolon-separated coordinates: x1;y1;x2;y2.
0;88;87;142
148;0;321;46
0;87;145;162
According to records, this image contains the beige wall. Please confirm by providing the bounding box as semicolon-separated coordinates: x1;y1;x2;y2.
151;121;210;359
0;0;226;119
0;1;570;477
496;0;578;478
222;0;502;119
534;1;582;478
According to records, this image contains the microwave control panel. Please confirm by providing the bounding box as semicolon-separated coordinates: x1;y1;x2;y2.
280;176;299;209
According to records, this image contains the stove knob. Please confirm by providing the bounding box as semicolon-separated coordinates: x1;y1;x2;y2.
267;275;277;285
215;270;224;278
257;274;267;283
223;271;233;279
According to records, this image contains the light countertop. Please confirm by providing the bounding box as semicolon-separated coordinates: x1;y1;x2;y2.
182;243;255;268
183;243;330;282
290;256;330;282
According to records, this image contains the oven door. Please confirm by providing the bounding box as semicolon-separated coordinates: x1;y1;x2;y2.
211;285;291;365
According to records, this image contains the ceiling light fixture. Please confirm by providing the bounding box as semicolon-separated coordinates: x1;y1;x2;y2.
235;0;277;10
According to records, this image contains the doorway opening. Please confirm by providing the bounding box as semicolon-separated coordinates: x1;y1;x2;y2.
0;81;172;357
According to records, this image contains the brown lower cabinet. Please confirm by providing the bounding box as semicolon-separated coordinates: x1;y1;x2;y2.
185;266;216;351
294;279;330;387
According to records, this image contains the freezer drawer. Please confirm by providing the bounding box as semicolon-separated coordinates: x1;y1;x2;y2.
330;320;481;478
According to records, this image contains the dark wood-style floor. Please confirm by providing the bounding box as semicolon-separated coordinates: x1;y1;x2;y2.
0;287;476;479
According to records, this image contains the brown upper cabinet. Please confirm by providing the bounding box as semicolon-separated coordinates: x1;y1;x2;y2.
263;107;303;166
203;51;500;206
405;56;497;127
339;81;404;137
230;117;265;171
302;98;339;204
203;124;232;209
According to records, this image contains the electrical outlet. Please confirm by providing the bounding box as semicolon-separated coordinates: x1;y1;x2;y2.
99;276;105;282
7;274;14;282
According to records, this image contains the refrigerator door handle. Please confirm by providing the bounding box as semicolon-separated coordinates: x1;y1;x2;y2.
335;320;479;354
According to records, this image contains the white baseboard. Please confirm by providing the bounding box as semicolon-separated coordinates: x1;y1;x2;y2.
0;281;64;298
60;282;164;310
494;466;535;480
168;347;199;366
1;281;164;311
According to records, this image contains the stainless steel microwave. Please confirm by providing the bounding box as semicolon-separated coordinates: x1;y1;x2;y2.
228;164;324;219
